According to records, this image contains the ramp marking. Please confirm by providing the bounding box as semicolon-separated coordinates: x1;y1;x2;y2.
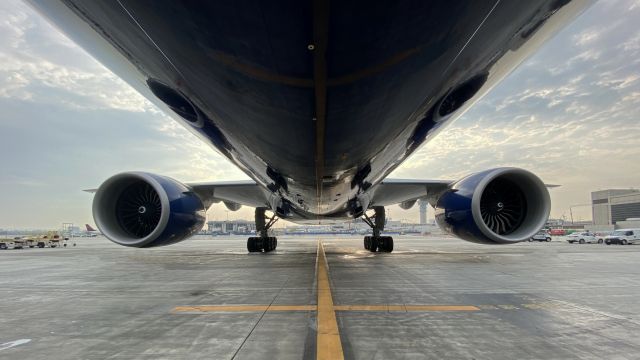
316;241;344;360
172;305;316;313
333;305;479;312
0;339;31;352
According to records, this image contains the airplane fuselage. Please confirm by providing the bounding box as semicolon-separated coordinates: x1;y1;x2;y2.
29;0;589;222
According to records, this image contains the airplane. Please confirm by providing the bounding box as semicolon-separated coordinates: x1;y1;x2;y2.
27;0;592;253
84;224;100;237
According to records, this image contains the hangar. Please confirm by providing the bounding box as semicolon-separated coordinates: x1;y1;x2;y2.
592;189;640;225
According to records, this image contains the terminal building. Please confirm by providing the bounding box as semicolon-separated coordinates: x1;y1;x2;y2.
592;189;640;226
207;220;256;234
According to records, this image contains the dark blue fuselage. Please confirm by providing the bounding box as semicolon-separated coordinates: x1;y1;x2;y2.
29;0;589;221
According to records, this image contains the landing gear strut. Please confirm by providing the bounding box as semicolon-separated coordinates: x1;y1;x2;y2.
362;206;393;252
247;207;278;252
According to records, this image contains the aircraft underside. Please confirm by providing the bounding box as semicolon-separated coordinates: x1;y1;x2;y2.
29;0;590;252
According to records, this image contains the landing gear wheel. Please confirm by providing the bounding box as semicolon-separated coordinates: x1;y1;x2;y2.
247;237;259;252
267;237;277;252
368;237;378;252
361;207;393;253
248;237;278;252
363;236;394;253
381;236;394;252
249;208;279;253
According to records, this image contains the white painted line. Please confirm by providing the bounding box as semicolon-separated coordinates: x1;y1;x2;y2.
0;339;31;351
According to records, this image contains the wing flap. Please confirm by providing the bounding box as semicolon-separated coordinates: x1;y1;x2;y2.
187;180;269;209
369;179;452;207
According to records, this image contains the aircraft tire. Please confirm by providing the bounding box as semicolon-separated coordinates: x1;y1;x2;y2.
266;237;276;252
382;236;394;253
369;237;378;252
247;237;259;252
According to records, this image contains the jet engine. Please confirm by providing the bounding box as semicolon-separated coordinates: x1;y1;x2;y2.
434;168;550;244
92;172;206;247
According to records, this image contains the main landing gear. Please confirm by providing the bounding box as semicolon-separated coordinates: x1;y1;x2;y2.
247;207;278;253
362;206;393;253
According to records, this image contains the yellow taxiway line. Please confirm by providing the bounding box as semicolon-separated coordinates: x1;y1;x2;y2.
171;304;480;313
172;305;317;313
333;305;479;312
316;241;345;360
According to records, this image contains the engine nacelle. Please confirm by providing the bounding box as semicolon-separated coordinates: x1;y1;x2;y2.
93;172;206;247
434;167;550;244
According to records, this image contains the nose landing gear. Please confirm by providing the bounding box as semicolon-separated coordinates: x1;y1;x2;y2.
362;206;393;252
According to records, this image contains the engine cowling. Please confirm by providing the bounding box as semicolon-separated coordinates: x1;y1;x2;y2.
434;167;550;244
92;172;206;247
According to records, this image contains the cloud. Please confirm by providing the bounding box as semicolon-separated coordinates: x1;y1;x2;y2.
392;0;640;221
0;0;245;227
0;0;152;112
1;0;640;227
573;29;601;46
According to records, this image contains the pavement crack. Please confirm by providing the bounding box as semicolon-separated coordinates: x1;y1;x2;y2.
229;274;291;360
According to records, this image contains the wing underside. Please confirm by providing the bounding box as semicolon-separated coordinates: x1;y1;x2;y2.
369;179;452;207
188;180;269;209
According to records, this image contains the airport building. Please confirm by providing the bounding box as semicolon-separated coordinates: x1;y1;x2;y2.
207;220;256;234
592;189;640;226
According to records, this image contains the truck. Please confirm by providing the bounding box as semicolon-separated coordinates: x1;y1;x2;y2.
24;232;68;248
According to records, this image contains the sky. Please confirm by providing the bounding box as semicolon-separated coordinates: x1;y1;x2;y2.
1;0;639;229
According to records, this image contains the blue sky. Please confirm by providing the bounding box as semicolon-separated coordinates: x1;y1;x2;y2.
1;0;639;228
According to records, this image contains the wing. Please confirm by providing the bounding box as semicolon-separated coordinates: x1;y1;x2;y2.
187;180;269;209
369;178;560;209
369;179;452;208
85;180;269;210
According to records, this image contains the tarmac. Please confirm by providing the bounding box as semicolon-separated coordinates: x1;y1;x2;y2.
1;235;640;359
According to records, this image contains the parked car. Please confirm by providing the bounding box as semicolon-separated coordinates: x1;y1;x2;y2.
605;229;640;245
529;231;552;242
592;231;612;243
566;231;597;244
